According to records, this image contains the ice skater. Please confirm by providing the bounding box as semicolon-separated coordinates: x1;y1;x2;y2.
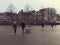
41;23;44;28
20;21;25;34
51;23;54;29
13;21;17;35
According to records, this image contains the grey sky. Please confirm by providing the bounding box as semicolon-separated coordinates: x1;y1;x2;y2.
0;0;60;14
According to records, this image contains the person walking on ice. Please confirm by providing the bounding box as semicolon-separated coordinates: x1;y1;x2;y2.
13;21;17;35
20;21;25;34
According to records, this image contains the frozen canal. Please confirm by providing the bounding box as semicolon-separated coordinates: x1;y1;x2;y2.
0;25;60;45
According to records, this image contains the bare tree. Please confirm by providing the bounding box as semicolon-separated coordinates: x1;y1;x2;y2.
6;3;17;23
6;3;17;13
24;3;33;25
24;3;33;12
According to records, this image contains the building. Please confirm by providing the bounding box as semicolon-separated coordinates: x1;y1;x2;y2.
56;14;60;21
39;8;56;23
18;10;33;24
32;12;41;24
3;12;18;23
0;13;8;24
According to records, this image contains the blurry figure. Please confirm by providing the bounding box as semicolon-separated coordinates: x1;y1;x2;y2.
41;23;44;28
41;23;44;31
20;21;25;33
54;21;56;27
13;21;17;35
54;20;56;27
54;23;56;27
51;23;54;29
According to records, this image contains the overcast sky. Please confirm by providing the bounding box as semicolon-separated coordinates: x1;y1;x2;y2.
0;0;60;14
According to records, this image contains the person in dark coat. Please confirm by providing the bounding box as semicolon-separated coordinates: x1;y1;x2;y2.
13;22;17;34
20;21;25;33
51;23;54;29
41;23;44;28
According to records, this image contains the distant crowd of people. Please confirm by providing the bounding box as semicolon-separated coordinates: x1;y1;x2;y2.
12;21;56;35
41;23;56;28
